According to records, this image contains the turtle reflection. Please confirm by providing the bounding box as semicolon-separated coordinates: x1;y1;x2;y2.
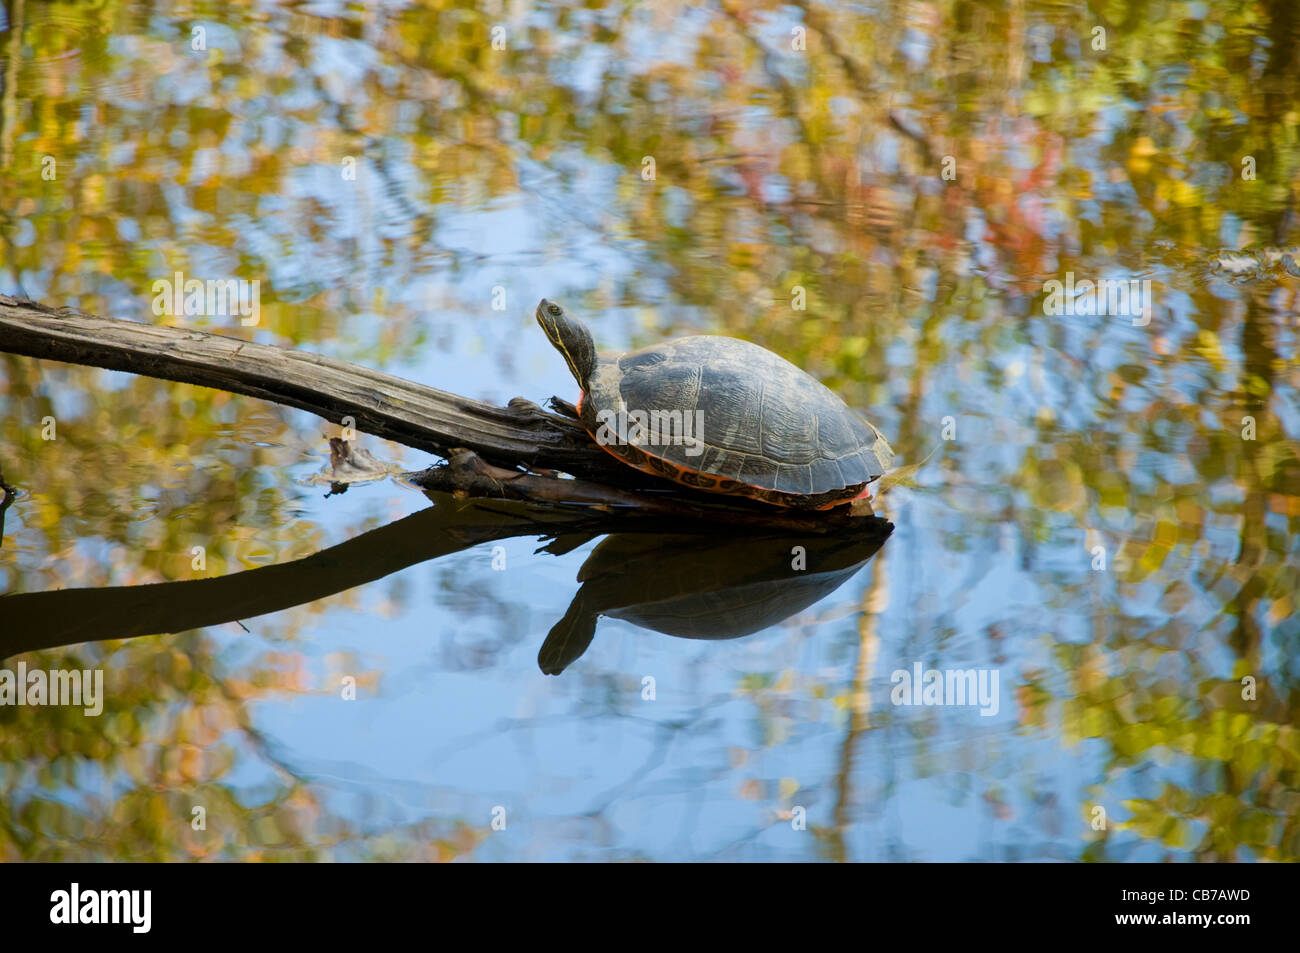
539;526;890;675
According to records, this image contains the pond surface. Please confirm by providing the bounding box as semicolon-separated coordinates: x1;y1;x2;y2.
0;0;1298;861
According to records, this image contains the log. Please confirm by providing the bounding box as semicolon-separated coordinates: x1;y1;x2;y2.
0;294;639;485
407;448;885;531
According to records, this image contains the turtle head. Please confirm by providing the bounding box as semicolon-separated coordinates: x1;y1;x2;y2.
536;299;596;390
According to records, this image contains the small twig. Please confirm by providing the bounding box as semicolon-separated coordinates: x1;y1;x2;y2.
0;462;17;550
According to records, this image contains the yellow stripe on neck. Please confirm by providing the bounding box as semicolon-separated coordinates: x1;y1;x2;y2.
551;328;583;385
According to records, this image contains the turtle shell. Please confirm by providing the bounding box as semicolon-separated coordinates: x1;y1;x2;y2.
581;335;894;508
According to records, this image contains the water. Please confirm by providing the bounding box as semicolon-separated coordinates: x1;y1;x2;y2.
0;0;1297;861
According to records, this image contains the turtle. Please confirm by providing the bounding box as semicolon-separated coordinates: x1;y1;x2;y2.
535;298;894;508
538;527;890;674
